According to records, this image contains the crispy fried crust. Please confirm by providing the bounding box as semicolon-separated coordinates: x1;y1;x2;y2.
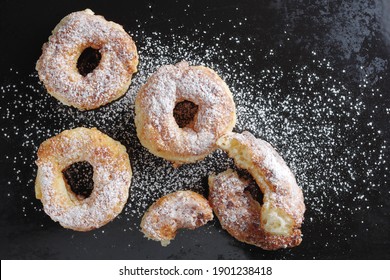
140;190;213;246
35;127;132;231
135;61;236;166
209;169;302;250
209;131;305;250
36;9;138;110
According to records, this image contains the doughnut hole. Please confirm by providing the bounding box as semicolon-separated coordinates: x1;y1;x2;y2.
244;178;264;206
173;100;199;129
236;167;264;205
62;161;94;200
76;47;102;76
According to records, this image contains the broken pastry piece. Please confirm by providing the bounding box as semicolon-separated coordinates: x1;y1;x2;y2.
140;190;213;246
209;131;305;250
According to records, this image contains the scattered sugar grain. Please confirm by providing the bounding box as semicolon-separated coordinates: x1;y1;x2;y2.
0;28;387;250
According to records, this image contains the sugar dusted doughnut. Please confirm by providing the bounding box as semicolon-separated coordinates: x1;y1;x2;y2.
140;190;213;246
135;61;236;166
35;127;132;231
209;131;305;250
36;9;138;110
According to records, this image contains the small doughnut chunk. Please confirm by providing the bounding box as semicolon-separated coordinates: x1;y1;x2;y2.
36;9;138;110
209;131;305;250
140;190;213;246
135;61;236;166
35;127;132;231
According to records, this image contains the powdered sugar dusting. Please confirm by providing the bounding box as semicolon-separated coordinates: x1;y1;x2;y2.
36;9;138;110
140;190;213;243
217;131;305;224
209;169;302;250
35;127;131;230
209;170;258;232
135;61;236;159
1;26;388;254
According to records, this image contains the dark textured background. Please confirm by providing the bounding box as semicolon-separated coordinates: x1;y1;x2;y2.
0;0;389;259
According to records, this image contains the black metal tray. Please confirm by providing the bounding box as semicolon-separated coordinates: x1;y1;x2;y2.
0;0;389;259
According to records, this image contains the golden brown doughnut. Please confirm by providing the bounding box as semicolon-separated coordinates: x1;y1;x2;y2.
35;127;132;231
36;9;138;110
209;131;305;250
140;190;213;246
135;61;236;166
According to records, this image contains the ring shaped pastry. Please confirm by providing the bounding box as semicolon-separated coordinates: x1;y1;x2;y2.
140;190;213;246
36;9;138;110
135;61;236;166
209;131;305;250
35;127;132;231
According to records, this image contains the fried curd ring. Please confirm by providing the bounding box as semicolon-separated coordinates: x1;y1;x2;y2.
36;9;138;110
209;131;305;250
135;61;236;166
140;190;213;246
35;127;132;231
